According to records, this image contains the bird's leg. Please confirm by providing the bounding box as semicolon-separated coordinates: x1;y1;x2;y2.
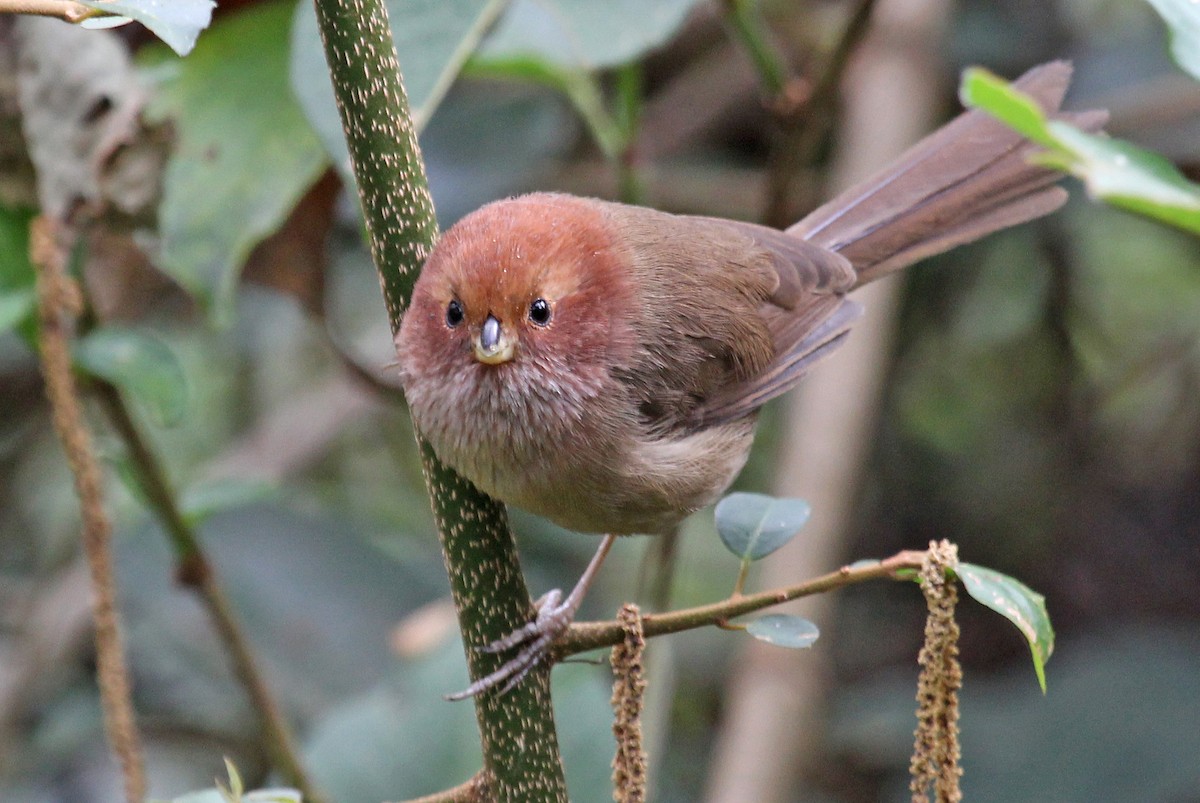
446;533;618;700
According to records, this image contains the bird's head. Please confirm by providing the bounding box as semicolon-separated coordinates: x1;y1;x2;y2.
395;194;635;465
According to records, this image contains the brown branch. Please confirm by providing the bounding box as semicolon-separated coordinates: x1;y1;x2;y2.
0;0;98;22
559;549;926;656
31;215;146;803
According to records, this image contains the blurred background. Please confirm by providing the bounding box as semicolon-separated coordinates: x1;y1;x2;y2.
2;0;1200;801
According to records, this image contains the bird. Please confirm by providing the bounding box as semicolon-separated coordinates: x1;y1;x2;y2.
395;62;1105;696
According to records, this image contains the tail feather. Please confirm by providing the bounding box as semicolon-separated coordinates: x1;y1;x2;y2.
787;61;1107;287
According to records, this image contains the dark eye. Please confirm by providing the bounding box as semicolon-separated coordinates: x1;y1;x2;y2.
445;299;464;328
528;298;552;327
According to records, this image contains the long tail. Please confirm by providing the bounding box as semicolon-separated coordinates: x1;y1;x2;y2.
787;61;1107;288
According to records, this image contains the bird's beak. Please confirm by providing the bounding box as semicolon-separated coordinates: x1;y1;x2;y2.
474;314;515;365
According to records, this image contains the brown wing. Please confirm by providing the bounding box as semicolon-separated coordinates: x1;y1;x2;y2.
690;219;861;426
596;203;858;432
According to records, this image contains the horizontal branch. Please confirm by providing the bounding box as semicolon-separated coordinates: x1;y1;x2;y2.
0;0;98;22
558;549;927;656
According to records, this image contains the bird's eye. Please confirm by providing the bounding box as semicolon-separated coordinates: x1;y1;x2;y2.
445;299;464;328
528;298;552;327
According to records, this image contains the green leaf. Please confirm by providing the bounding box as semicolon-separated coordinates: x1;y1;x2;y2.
714;492;810;561
745;614;819;649
77;0;214;56
479;0;703;69
956;562;1054;692
181;478;277;526
1141;0;1200;81
140;0;328;325
0;289;35;335
0;208;34;281
75;326;187;427
960;67;1200;236
290;0;506;179
958;68;1056;147
1044;122;1200;234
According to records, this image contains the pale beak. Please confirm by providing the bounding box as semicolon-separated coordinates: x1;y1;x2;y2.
474;314;515;365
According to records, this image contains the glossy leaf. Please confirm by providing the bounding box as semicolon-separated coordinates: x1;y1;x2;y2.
745;614;820;649
957;562;1054;692
714;492;811;561
77;0;214;56
1141;0;1200;80
960;68;1200;236
140;0;328;325
290;0;504;179
75;327;187;427
479;0;704;69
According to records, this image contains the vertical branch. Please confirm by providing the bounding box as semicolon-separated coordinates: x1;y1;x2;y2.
310;0;567;799
31;217;146;803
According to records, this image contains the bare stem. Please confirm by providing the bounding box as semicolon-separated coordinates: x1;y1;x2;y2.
0;0;98;22
559;549;926;656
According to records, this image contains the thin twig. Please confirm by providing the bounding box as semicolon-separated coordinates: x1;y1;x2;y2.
0;0;99;22
90;381;328;803
31;216;146;803
560;549;926;656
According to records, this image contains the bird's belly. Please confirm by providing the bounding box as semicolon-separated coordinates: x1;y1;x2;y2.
466;421;756;536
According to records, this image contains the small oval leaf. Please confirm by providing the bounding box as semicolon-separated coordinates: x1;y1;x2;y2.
956;562;1054;692
714;492;811;561
745;614;819;649
75;326;187;427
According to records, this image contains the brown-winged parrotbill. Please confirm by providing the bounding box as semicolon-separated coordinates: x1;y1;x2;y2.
396;62;1105;696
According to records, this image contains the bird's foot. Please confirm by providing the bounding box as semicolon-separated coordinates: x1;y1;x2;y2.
444;589;577;700
445;533;618;701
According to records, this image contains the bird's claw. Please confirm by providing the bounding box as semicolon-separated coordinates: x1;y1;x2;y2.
445;589;575;701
